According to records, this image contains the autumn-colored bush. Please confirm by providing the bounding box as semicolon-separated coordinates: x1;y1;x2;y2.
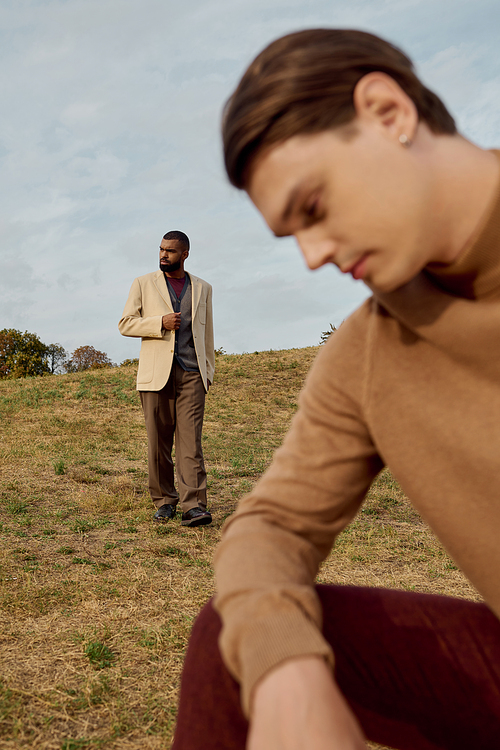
66;345;114;372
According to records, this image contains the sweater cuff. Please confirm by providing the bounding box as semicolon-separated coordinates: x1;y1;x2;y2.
234;610;334;717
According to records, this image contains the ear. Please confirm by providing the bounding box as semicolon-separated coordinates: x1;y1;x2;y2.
352;72;418;143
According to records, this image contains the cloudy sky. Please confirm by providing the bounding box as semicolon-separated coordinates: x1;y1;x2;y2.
1;0;500;362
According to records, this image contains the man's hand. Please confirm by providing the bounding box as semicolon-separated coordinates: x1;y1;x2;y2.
247;656;367;750
162;313;181;331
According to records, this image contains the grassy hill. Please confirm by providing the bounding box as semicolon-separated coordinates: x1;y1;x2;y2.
0;348;477;749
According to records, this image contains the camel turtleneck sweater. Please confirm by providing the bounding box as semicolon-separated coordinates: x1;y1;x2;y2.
214;155;500;716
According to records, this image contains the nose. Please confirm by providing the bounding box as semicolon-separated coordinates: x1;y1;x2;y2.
295;231;337;270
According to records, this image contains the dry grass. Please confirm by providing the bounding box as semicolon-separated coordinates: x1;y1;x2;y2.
0;348;477;749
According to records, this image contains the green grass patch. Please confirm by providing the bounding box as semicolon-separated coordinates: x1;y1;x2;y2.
54;459;66;475
84;641;116;670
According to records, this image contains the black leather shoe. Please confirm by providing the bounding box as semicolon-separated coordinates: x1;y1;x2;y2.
153;504;176;522
181;507;212;527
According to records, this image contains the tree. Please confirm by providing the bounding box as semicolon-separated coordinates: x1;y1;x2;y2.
0;328;50;378
319;324;337;345
46;343;68;374
0;330;17;378
66;345;114;372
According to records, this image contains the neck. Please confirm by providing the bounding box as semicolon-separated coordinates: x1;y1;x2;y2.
421;132;499;266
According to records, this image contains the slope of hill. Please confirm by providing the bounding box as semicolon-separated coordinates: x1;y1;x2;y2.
0;348;476;749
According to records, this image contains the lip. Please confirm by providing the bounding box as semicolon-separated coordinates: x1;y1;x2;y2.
342;253;370;280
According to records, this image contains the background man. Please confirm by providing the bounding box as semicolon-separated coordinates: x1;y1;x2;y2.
119;230;215;528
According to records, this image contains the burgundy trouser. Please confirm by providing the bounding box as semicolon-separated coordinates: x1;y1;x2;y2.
172;586;500;750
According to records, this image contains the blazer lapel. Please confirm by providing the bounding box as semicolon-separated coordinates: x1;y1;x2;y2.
153;270;174;310
190;274;202;317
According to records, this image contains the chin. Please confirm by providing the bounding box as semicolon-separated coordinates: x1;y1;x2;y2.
368;276;405;294
370;265;420;294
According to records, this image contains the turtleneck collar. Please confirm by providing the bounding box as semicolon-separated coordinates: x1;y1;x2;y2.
424;150;500;300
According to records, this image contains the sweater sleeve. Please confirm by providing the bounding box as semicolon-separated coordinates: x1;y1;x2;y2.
214;302;383;716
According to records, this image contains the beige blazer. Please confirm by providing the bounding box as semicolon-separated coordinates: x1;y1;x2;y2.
118;270;215;392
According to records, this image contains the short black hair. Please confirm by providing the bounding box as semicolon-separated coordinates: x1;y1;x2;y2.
162;230;190;250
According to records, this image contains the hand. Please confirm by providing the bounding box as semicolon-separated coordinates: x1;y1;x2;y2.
247;657;367;750
162;313;181;331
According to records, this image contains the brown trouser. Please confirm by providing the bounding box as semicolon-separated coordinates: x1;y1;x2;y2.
172;586;500;749
140;361;207;513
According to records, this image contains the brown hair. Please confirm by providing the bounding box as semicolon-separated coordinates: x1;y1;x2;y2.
223;29;456;188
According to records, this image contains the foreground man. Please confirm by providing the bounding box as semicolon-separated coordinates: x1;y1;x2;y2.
119;230;214;527
172;30;500;749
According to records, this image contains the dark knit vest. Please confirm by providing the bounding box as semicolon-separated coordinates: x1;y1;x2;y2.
165;274;199;372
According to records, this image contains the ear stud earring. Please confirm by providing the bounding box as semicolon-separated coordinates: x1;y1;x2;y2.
399;134;412;147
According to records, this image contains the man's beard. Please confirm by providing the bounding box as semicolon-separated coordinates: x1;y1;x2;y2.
160;259;181;273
